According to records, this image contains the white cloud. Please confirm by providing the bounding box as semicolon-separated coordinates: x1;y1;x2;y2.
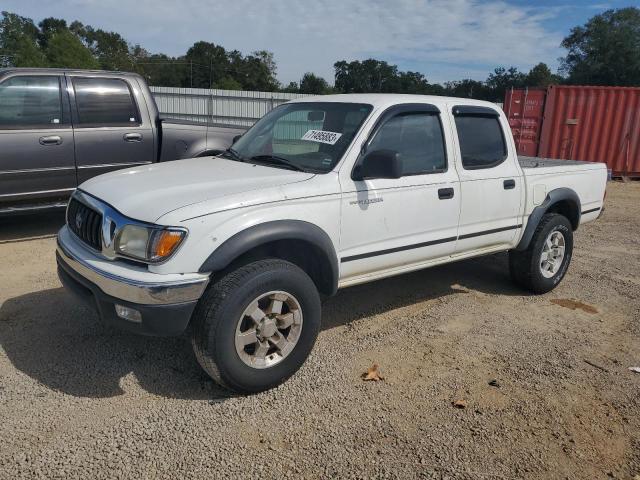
4;0;565;84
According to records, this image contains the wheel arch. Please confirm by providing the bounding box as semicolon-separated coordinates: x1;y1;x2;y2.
198;220;339;296
516;188;581;251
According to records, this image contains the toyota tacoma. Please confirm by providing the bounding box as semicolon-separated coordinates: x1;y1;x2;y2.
56;94;607;393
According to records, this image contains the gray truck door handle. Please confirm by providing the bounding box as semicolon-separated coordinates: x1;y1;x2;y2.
123;133;143;142
438;187;454;199
39;135;62;146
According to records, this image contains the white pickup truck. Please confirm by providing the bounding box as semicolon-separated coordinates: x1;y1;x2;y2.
56;94;607;393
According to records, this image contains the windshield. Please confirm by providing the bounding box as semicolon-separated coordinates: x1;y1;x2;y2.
229;102;373;173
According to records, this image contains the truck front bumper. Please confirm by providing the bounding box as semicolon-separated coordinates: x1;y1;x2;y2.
56;230;209;336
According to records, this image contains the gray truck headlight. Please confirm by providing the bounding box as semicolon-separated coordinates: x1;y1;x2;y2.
115;225;187;263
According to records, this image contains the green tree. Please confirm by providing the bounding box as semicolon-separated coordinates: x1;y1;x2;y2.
71;21;134;71
0;11;46;67
334;59;401;93
424;82;446;96
44;29;99;69
299;72;329;94
443;79;490;100
134;50;187;87
184;41;229;88
215;76;242;90
233;50;280;91
486;66;526;101
526;62;561;87
281;81;299;93
245;50;279;90
1;10;284;92
560;7;640;86
396;71;431;94
253;50;278;82
37;17;68;49
334;59;442;94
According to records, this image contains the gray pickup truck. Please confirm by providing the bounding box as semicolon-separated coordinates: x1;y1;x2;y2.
0;68;245;215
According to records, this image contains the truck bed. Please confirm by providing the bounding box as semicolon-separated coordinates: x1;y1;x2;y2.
518;155;607;222
158;118;246;162
518;156;595;169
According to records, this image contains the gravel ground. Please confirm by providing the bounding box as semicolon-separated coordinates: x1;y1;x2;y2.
0;181;638;479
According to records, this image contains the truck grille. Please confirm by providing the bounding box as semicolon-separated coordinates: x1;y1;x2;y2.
67;198;103;251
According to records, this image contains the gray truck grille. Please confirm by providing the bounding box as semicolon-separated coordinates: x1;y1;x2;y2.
67;198;103;251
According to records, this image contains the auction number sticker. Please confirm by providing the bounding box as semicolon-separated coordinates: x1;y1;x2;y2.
301;129;342;145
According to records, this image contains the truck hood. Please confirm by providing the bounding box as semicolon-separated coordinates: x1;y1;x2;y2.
79;157;315;223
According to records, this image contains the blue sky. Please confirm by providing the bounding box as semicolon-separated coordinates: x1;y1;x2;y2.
2;0;639;84
507;0;634;32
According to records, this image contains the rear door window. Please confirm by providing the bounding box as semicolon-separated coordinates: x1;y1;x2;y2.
0;76;64;128
454;111;507;169
72;77;140;127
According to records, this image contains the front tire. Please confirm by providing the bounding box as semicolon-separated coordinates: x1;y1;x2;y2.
191;259;321;394
509;213;574;294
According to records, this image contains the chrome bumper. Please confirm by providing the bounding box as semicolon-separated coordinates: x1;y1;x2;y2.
56;238;209;305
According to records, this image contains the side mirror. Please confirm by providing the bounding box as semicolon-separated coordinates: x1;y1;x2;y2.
232;134;242;144
352;149;403;181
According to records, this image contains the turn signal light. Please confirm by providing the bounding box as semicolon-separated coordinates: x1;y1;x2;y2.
152;230;185;259
152;230;184;258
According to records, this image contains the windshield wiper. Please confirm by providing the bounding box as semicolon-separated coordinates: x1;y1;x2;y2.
220;147;245;162
249;155;306;172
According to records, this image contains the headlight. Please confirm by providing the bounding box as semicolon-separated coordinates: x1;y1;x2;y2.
115;225;187;263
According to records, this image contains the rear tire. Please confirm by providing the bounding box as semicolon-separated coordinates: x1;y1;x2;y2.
509;213;573;294
191;259;321;394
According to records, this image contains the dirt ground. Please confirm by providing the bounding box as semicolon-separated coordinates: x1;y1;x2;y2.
0;182;638;479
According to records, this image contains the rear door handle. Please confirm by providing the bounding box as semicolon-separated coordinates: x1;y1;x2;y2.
503;179;516;190
123;133;143;142
39;135;62;146
438;188;454;200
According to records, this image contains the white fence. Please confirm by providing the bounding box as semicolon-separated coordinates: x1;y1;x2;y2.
150;86;505;128
149;86;312;128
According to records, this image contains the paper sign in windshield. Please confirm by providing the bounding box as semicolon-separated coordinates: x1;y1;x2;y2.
301;129;342;145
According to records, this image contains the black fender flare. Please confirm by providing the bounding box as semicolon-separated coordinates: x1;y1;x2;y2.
198;220;339;295
516;187;581;251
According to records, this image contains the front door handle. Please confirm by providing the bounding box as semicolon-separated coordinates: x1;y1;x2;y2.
39;135;62;146
438;188;454;200
503;179;516;190
123;133;143;142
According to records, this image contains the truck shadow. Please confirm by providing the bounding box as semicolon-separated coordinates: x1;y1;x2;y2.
321;253;523;330
0;253;524;400
0;211;66;243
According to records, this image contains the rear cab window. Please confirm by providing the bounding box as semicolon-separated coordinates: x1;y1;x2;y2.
453;106;507;169
0;75;66;128
71;77;140;127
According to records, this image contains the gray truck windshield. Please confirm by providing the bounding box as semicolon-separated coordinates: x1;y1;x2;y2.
230;102;373;173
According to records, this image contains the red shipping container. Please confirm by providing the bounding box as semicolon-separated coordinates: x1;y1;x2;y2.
504;85;640;177
504;87;547;157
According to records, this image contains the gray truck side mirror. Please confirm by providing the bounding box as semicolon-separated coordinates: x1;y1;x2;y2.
352;150;403;180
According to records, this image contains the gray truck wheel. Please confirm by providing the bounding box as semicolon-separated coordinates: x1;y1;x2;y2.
509;213;574;294
191;259;321;394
